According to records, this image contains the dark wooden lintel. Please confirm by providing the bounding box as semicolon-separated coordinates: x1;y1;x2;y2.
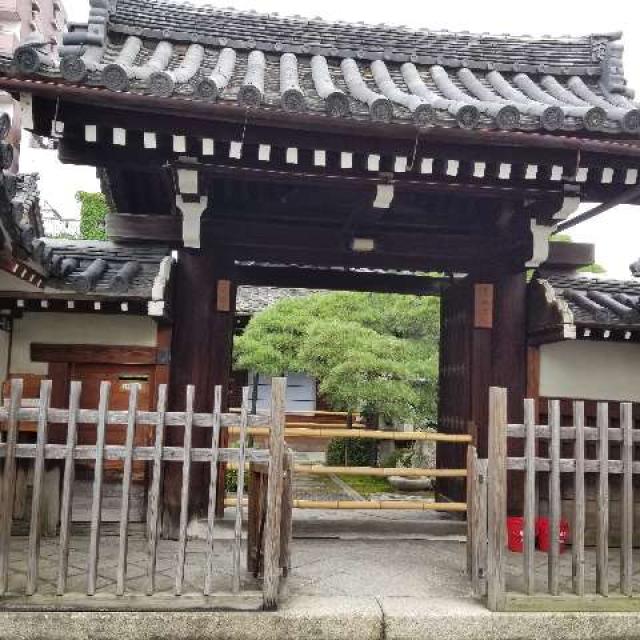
13;79;640;160
31;343;163;365
236;264;449;295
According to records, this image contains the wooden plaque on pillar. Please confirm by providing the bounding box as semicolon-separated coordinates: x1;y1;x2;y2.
216;279;232;312
474;284;494;329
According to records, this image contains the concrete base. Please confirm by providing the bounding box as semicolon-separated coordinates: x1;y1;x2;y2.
5;596;640;640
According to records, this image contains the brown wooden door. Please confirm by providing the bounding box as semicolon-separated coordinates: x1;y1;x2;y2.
72;362;154;481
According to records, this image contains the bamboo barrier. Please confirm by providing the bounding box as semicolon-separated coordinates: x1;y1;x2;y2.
284;422;364;429
227;426;471;443
224;497;466;511
227;463;466;478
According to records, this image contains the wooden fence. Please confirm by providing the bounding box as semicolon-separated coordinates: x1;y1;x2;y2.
468;386;640;612
0;377;291;611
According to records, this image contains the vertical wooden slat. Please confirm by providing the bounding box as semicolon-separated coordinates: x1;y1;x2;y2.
262;377;287;610
232;387;249;594
87;381;111;596
146;384;166;596
548;399;561;596
477;459;488;597
174;384;194;596
280;450;294;577
57;380;81;595
523;398;536;596
116;384;139;596
246;466;264;577
620;402;633;596
572;400;585;597
467;445;481;595
596;402;609;597
204;385;222;596
25;380;52;595
466;444;475;580
0;379;23;596
486;386;507;612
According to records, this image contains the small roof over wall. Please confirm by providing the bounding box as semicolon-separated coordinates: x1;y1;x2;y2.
0;171;174;317
529;273;640;344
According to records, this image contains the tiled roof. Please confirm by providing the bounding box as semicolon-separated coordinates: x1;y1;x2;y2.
0;171;42;259
6;0;640;134
236;285;322;314
539;274;640;329
30;239;173;300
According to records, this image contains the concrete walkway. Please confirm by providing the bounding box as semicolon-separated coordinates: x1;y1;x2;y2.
4;595;640;640
4;511;640;639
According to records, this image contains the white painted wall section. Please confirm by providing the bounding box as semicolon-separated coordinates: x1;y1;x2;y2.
9;313;157;375
540;340;640;402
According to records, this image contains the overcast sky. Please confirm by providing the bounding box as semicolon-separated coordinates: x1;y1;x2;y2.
33;0;640;277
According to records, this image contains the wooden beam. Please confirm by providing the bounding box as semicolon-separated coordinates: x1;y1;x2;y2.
60;137;566;201
107;213;180;243
107;212;506;259
12;78;640;160
31;344;161;365
555;183;640;233
236;264;449;295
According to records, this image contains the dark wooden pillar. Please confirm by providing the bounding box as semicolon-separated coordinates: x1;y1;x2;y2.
490;270;527;514
437;271;527;509
162;249;236;539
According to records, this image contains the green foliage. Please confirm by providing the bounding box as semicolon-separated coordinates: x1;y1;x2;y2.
326;438;378;467
76;191;108;240
234;292;440;423
337;474;392;496
225;467;238;493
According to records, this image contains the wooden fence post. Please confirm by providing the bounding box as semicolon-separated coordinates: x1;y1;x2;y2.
262;377;286;610
548;399;561;596
487;386;507;611
523;398;536;595
596;402;609;597
0;379;22;596
468;445;487;596
280;450;294;577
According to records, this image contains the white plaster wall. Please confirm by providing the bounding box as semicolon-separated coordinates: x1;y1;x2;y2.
540;340;640;402
9;312;157;375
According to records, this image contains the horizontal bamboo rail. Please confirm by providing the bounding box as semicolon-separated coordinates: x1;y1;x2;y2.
227;426;471;443
225;498;466;511
227;463;466;478
229;408;358;418
284;422;364;429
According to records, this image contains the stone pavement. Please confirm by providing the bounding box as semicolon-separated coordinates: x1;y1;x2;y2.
4;510;640;639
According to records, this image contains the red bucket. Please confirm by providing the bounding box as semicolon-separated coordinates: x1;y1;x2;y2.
536;517;570;553
506;516;525;552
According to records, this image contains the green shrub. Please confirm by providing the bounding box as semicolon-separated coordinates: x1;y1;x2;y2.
326;438;378;467
76;191;108;240
225;467;238;493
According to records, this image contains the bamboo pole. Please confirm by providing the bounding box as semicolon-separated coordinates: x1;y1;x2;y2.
285;422;365;429
226;464;466;478
224;497;466;511
227;426;472;443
